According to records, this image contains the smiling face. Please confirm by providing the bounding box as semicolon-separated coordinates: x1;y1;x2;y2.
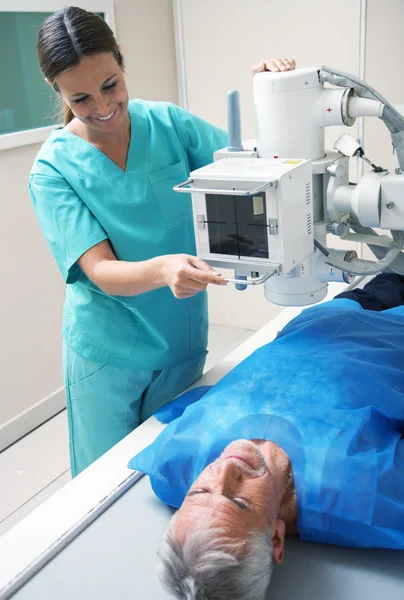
54;52;129;135
174;439;286;564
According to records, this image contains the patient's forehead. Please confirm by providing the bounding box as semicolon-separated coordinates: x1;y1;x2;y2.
174;490;259;546
177;499;238;532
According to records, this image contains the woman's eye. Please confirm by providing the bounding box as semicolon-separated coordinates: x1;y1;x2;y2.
73;96;89;104
104;82;117;92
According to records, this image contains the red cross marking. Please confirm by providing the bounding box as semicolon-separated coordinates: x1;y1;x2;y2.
326;107;332;113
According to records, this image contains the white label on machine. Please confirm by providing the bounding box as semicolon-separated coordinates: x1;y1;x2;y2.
282;263;307;278
252;195;265;216
283;265;301;278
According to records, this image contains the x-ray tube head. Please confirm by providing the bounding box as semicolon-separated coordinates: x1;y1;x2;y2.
254;67;325;160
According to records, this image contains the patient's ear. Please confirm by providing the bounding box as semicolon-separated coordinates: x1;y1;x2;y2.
271;519;286;565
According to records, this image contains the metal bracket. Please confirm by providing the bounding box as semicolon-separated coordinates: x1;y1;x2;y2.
268;218;278;235
225;270;277;286
196;213;205;230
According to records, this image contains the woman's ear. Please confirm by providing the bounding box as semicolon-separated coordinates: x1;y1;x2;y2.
45;78;61;96
117;45;125;71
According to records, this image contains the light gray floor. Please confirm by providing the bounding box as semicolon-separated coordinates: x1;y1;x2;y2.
0;323;254;537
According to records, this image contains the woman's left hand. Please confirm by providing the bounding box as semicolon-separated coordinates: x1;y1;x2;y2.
252;58;296;76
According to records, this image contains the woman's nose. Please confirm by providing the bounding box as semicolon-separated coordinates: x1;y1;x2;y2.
94;96;112;116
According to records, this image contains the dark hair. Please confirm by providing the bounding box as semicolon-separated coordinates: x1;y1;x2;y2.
37;6;123;125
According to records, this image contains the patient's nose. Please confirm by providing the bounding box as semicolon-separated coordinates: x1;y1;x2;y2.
217;458;243;485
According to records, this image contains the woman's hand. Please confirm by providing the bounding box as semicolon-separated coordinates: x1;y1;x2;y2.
252;58;296;76
163;254;227;299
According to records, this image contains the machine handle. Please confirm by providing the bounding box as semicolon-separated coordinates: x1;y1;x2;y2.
224;271;276;286
173;179;272;196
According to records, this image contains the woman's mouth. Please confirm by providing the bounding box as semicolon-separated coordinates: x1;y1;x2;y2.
93;106;118;122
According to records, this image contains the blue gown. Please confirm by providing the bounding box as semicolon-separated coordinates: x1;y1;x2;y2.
129;298;404;550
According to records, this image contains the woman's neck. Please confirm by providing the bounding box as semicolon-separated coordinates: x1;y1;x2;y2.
67;110;131;148
67;111;131;171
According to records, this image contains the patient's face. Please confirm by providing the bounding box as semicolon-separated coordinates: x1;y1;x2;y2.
174;440;277;546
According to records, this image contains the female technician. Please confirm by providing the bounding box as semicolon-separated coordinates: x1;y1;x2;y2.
30;6;294;475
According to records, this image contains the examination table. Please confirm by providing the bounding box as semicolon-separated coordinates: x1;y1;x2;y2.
1;284;403;600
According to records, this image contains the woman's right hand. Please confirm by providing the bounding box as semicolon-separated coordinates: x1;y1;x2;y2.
163;254;227;299
252;58;296;76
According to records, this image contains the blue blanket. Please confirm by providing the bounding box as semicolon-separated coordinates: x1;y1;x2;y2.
129;299;404;549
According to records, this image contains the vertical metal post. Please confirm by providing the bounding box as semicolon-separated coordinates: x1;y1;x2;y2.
172;0;188;109
357;0;367;181
357;0;367;258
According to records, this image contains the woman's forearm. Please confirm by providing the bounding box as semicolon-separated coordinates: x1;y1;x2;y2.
91;256;168;296
78;239;225;298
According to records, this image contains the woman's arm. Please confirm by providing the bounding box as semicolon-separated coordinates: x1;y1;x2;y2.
78;239;226;298
30;173;226;299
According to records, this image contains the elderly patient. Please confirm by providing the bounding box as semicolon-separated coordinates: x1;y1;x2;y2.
129;273;404;600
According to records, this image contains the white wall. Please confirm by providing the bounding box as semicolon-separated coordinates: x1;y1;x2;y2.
364;0;404;171
181;0;362;139
0;0;179;447
0;143;65;426
114;0;178;102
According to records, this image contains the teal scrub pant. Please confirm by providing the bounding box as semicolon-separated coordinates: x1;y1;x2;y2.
63;342;206;477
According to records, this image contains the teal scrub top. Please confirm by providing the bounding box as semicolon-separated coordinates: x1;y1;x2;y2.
29;100;228;369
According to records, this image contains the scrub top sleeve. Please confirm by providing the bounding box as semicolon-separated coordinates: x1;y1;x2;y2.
170;104;228;171
29;173;108;284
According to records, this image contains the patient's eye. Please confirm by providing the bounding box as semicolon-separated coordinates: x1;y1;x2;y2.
232;497;249;510
188;488;209;497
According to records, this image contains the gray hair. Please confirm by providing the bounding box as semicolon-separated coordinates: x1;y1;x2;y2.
157;515;273;600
